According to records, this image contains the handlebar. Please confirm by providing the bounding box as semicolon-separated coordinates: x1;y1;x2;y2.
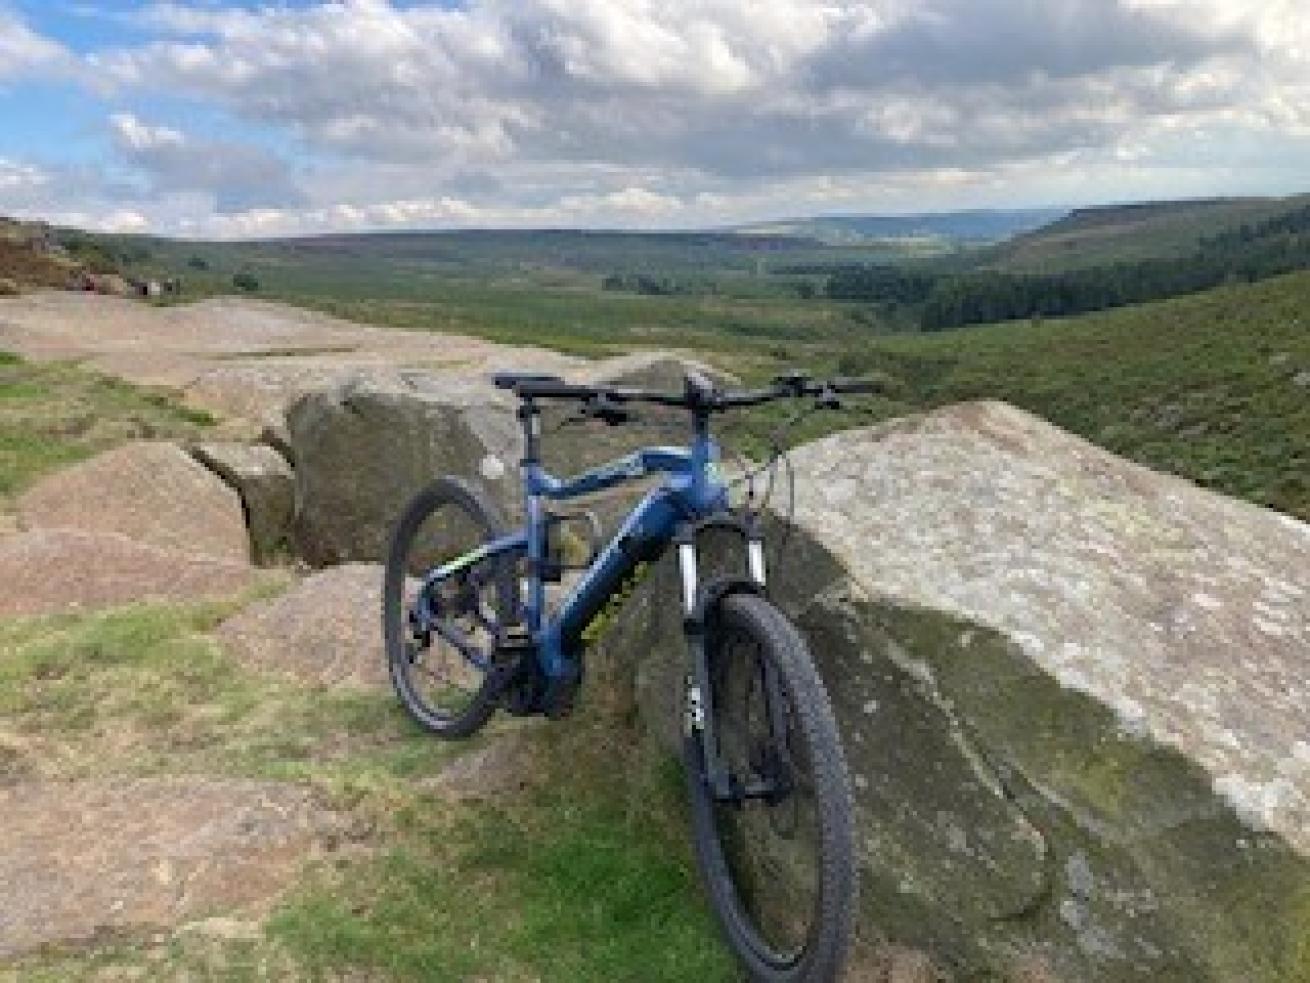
497;370;886;417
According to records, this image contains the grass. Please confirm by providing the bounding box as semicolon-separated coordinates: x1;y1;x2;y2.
857;270;1310;522
6;217;1304;528
111;225;925;357
0;235;76;289
0;600;732;981
275;277;864;358
0;353;217;507
2;219;1305;980
270;758;732;983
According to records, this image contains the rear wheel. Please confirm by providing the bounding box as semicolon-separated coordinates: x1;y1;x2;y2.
382;477;518;739
684;594;857;982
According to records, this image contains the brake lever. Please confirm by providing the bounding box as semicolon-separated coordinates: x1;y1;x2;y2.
773;371;811;396
816;384;841;411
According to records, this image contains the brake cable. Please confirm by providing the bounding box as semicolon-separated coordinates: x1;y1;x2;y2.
722;398;820;564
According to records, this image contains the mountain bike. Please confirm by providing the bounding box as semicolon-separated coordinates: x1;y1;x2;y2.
383;369;876;981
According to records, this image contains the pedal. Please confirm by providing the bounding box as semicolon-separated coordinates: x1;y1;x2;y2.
503;672;544;717
486;628;534;710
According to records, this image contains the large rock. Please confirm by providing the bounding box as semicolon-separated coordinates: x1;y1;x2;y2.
191;442;294;563
590;401;1310;982
287;371;520;566
286;354;729;566
216;563;387;689
0;777;340;957
17;442;250;563
0;529;258;617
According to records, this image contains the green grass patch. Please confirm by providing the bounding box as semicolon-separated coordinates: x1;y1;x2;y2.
983;194;1310;274
0;352;217;502
0;597;423;790
717;270;1309;524
0;600;733;981
272;804;731;982
269;730;732;983
856;270;1310;521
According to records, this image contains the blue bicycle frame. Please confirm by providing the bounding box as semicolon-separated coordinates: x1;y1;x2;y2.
419;410;732;684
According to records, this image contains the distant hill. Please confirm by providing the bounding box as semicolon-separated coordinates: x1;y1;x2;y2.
807;193;1310;331
733;208;1064;247
987;195;1310;273
247;228;826;272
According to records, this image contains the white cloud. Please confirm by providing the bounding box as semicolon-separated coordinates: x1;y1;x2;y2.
109;112;185;151
188;182;687;238
0;157;50;194
92;2;1299;173
0;10;69;81
91;209;151;233
2;1;1307;235
107;111;306;214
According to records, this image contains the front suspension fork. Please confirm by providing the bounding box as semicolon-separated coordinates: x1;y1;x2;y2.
678;517;778;804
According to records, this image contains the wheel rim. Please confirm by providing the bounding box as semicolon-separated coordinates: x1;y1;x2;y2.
708;625;822;967
392;500;505;724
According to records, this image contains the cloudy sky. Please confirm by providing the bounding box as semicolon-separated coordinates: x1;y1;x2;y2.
1;0;1308;238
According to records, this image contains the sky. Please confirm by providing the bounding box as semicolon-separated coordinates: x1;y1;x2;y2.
0;0;1308;239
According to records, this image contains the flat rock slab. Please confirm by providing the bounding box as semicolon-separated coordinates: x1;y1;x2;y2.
190;442;294;563
0;292;580;430
216;563;385;689
0;529;258;617
17;442;249;564
0;777;339;958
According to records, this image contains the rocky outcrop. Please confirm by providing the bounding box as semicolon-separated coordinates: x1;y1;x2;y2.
286;354;729;566
0;778;341;957
216;563;386;689
191;442;294;563
0;292;578;429
591;400;1310;982
17;442;250;563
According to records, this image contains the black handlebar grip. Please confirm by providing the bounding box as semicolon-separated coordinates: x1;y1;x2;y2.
581;393;634;425
513;380;598;400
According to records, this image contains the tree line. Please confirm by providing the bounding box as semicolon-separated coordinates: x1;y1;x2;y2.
800;203;1310;330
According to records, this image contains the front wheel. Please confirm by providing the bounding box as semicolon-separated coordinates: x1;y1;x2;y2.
684;594;857;982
